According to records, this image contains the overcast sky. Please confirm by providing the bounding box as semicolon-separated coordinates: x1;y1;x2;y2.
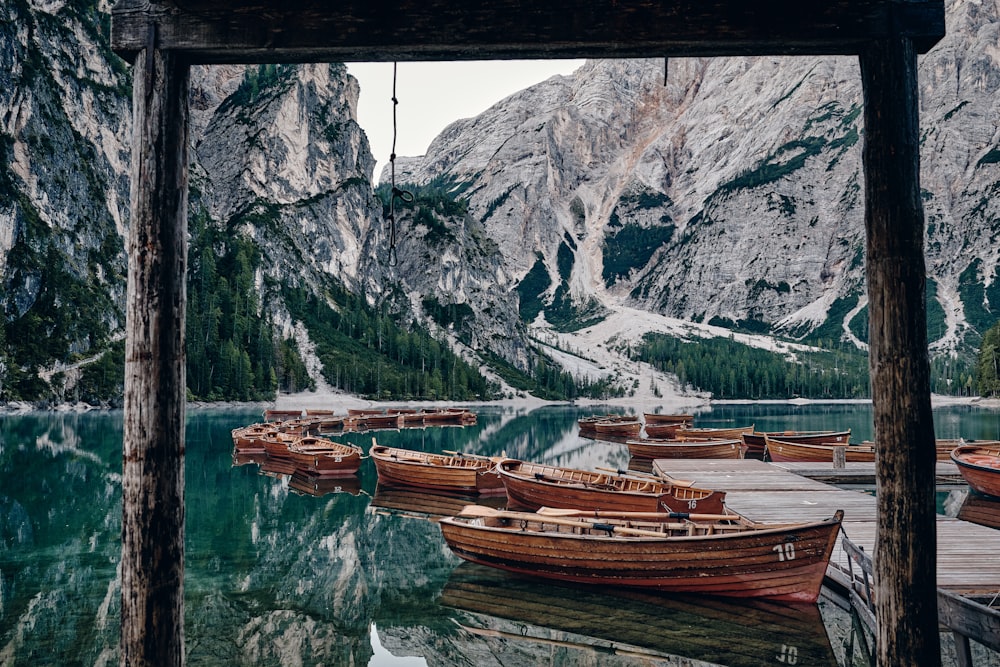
347;60;585;183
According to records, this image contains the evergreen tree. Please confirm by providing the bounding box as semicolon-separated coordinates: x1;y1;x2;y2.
977;320;1000;397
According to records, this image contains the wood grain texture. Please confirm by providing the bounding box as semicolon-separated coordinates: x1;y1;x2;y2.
111;0;945;63
121;40;189;667
859;37;942;667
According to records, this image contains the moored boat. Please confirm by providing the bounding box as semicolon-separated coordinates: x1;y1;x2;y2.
951;444;1000;499
627;437;744;460
765;437;875;463
497;459;727;514
262;408;303;421
261;433;364;476
439;506;844;602
370;443;505;495
674;424;755;440
643;413;694;425
231;423;279;452
578;414;634;436
741;430;851;459
592;418;643;440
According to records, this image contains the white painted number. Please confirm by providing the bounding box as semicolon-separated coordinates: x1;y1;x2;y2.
773;542;796;561
777;644;799;664
688;499;698;509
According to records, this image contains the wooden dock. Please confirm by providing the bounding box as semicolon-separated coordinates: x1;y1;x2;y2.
652;459;1000;597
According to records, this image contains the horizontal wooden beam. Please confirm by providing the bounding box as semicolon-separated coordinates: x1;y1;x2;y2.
111;0;945;64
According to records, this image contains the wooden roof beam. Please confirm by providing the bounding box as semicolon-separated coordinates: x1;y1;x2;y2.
111;0;946;64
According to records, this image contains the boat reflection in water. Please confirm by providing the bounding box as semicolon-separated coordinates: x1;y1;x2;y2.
369;484;506;521
439;563;839;667
957;492;1000;530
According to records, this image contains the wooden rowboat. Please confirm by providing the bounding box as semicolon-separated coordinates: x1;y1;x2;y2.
765;437;876;463
643;413;694;425
578;414;635;436
741;430;851;459
439;506;844;602
627;437;744;460
674;424;755;440
262;408;303;421
497;459;727;514
951;444;1000;499
231;423;279;452
370;443;506;495
644;423;687;438
591;418;643;440
261;433;364;476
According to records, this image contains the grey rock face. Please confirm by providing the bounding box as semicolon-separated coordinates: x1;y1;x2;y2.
388;0;1000;359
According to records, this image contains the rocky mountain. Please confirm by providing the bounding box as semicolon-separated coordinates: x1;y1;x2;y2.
2;0;999;404
390;0;1000;379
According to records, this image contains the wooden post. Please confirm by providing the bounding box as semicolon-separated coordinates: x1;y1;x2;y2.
833;446;846;469
859;38;940;666
121;25;189;667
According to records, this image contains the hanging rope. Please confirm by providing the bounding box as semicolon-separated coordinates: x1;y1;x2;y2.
386;62;413;267
663;57;668;86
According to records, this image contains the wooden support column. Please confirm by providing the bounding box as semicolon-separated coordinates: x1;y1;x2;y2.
859;38;940;666
121;27;189;667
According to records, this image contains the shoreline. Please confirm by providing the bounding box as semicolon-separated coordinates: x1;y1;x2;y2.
3;391;998;415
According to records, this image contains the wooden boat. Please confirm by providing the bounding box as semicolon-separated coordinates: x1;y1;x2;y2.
231;423;278;452
578;414;632;436
626;437;744;460
643;413;694;425
439;506;844;602
765;437;876;463
935;438;1000;462
262;408;303;421
356;412;405;430
497;459;727;514
742;430;851;459
592;418;643;440
419;408;478;425
951;444;1000;499
370;443;505;495
441;563;840;666
674;424;755;440
262;433;364;476
644;422;687;438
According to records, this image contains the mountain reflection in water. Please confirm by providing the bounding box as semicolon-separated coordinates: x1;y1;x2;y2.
2;403;997;664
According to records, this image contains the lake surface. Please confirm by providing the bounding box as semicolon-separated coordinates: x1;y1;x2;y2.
1;402;997;665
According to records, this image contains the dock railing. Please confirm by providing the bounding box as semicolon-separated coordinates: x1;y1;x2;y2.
842;534;1000;666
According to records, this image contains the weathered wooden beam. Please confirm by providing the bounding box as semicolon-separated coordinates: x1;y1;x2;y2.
121;28;190;667
859;38;941;667
111;0;945;64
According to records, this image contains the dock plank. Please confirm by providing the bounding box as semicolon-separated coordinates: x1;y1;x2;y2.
652;458;1000;596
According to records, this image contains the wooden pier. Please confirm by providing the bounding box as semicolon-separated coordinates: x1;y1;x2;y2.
652;459;1000;597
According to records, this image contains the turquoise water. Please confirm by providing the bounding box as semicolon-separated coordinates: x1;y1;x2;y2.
1;403;997;665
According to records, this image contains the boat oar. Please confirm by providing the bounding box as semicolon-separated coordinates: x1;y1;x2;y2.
456;504;682;537
595;466;696;488
535;506;739;522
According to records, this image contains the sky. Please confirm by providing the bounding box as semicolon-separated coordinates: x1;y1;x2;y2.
347;60;585;183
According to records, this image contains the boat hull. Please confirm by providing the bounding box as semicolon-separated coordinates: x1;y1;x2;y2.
371;446;504;495
498;461;726;514
439;511;843;603
765;438;875;463
951;445;1000;498
742;430;851;459
627;438;743;460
